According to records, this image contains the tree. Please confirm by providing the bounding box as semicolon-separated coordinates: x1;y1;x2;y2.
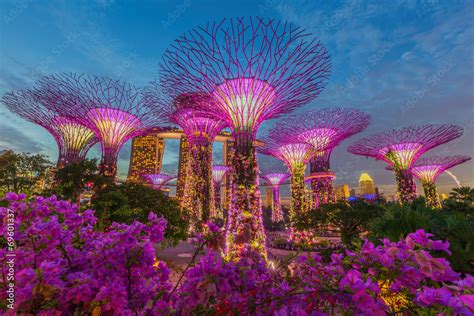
295;200;383;246
46;158;99;202
91;182;189;244
0;152;52;194
449;186;474;204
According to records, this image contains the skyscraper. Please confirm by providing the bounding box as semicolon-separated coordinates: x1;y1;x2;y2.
175;135;190;204
335;184;350;200
359;172;376;195
127;127;166;183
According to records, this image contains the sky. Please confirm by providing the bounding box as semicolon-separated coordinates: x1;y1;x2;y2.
0;0;473;197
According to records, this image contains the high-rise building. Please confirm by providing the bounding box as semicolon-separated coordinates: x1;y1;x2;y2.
222;138;234;209
175;135;190;203
359;172;376;195
127;127;166;183
335;184;350;200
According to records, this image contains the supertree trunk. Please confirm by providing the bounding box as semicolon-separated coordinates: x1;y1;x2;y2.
271;186;283;223
422;180;441;209
99;148;119;178
226;132;266;260
290;164;306;225
183;141;215;229
310;177;335;208
394;168;417;204
214;182;223;219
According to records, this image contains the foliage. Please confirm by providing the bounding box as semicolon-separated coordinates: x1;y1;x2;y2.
449;186;474;204
295;200;384;246
92;182;189;244
44;158;99;202
0;192;171;314
0;152;52;195
2;193;473;315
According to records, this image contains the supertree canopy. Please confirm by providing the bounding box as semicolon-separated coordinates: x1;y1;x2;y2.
212;165;230;219
412;155;471;208
260;172;290;223
275;108;371;208
169;93;227;227
37;73;170;179
2;89;97;167
159;17;331;258
348;124;463;203
145;173;176;190
260;137;315;225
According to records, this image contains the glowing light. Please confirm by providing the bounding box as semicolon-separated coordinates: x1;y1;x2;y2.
263;173;290;186
212;165;230;184
213;78;276;133
53;116;96;152
145;173;175;190
87;108;141;148
379;142;423;169
277;143;314;170
412;165;442;183
300;128;338;151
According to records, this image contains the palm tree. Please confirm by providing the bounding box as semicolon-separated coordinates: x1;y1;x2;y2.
449;186;474;204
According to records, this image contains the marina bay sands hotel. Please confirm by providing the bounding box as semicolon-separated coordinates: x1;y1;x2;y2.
126;128;235;207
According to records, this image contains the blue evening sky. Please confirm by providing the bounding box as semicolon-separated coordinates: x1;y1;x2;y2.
0;0;473;197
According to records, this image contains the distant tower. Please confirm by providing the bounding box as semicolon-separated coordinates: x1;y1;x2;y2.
175;135;190;203
359;173;376;195
127;127;166;183
335;184;350;200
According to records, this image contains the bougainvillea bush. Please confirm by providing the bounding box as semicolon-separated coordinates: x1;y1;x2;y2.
0;193;171;314
1;193;473;315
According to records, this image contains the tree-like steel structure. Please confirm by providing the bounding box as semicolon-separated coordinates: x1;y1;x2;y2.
37;73;169;179
348;124;463;203
2;89;97;167
145;173;176;190
274;108;370;208
412;155;471;208
159;17;331;258
212;165;230;219
260;172;290;223
260;136;315;225
169;94;227;227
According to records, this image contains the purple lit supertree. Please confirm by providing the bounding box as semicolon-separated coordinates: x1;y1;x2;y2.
2;89;97;167
348;125;463;203
159;17;331;258
169;94;227;226
274;108;371;208
412;156;471;208
212;165;230;219
145;173;176;190
37;73;169;179
259;137;315;225
260;172;290;223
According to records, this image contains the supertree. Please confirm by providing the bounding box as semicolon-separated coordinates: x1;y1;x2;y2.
273;108;371;208
212;165;230;219
169;94;227;226
145;173;176;190
348;124;463;203
259;136;315;225
411;155;471;208
260;172;290;223
37;73;169;179
159;17;331;258
2;89;97;167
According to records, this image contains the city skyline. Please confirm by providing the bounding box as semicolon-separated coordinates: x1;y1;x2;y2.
1;0;472;196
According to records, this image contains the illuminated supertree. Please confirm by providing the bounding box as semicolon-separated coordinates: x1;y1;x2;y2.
276;108;370;208
2;89;97;167
260;172;290;223
259;137;315;224
169;94;227;226
412;155;471;208
160;17;331;258
145;173;176;190
37;73;169;179
348;124;463;203
212;165;230;219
